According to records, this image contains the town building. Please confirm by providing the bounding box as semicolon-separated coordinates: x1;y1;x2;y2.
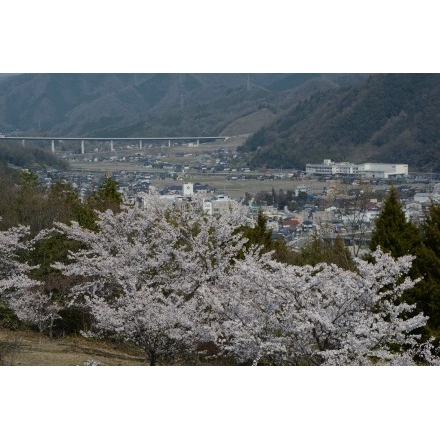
306;159;408;178
183;182;194;196
357;162;408;179
203;194;234;216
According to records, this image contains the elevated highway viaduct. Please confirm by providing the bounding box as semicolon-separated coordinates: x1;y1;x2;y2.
0;136;230;154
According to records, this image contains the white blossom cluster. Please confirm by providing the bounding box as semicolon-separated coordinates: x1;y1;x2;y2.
0;223;37;295
1;196;439;365
0;222;63;334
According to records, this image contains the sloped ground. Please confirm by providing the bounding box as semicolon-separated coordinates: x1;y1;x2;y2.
0;329;147;366
221;108;277;136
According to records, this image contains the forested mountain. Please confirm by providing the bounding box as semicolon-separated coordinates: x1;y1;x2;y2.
0;74;326;136
0;73;354;138
240;74;440;172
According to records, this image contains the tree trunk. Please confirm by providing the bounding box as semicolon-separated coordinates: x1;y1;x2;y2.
49;316;54;339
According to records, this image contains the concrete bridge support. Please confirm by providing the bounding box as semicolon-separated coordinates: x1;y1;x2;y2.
51;139;55;153
197;139;199;146
22;139;25;147
139;139;143;149
110;140;114;152
81;140;85;155
168;139;171;147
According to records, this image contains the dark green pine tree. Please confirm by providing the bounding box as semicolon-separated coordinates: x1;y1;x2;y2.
240;208;273;253
410;203;440;336
368;187;440;342
291;235;355;270
87;175;123;213
237;208;296;264
369;186;422;257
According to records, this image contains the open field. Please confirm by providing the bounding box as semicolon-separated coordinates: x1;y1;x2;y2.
172;175;328;200
67;159;331;201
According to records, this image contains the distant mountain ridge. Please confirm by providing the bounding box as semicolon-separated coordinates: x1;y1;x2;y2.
0;73;330;137
240;74;440;172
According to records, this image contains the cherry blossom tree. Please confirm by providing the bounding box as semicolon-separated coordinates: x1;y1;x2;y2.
0;223;37;295
199;247;438;365
0;221;58;333
52;193;249;365
8;288;62;337
0;221;41;302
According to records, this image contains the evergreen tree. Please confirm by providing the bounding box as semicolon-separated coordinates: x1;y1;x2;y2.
369;186;422;257
87;175;123;213
47;182;98;231
410;203;440;336
292;235;355;271
367;187;440;342
238;208;296;264
242;208;273;251
18;170;40;190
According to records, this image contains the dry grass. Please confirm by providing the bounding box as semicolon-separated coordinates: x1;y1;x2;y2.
0;329;234;366
0;329;147;366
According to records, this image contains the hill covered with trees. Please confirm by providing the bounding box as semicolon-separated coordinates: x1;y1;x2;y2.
240;74;440;172
0;142;68;171
0;73;363;139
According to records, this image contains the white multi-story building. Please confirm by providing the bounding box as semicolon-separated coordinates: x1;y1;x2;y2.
306;159;408;178
203;194;233;216
306;159;359;175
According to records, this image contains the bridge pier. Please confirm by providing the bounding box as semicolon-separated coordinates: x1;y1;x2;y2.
22;139;25;147
197;139;199;146
51;139;55;153
168;140;171;147
81;140;85;155
139;139;142;149
110;140;114;152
